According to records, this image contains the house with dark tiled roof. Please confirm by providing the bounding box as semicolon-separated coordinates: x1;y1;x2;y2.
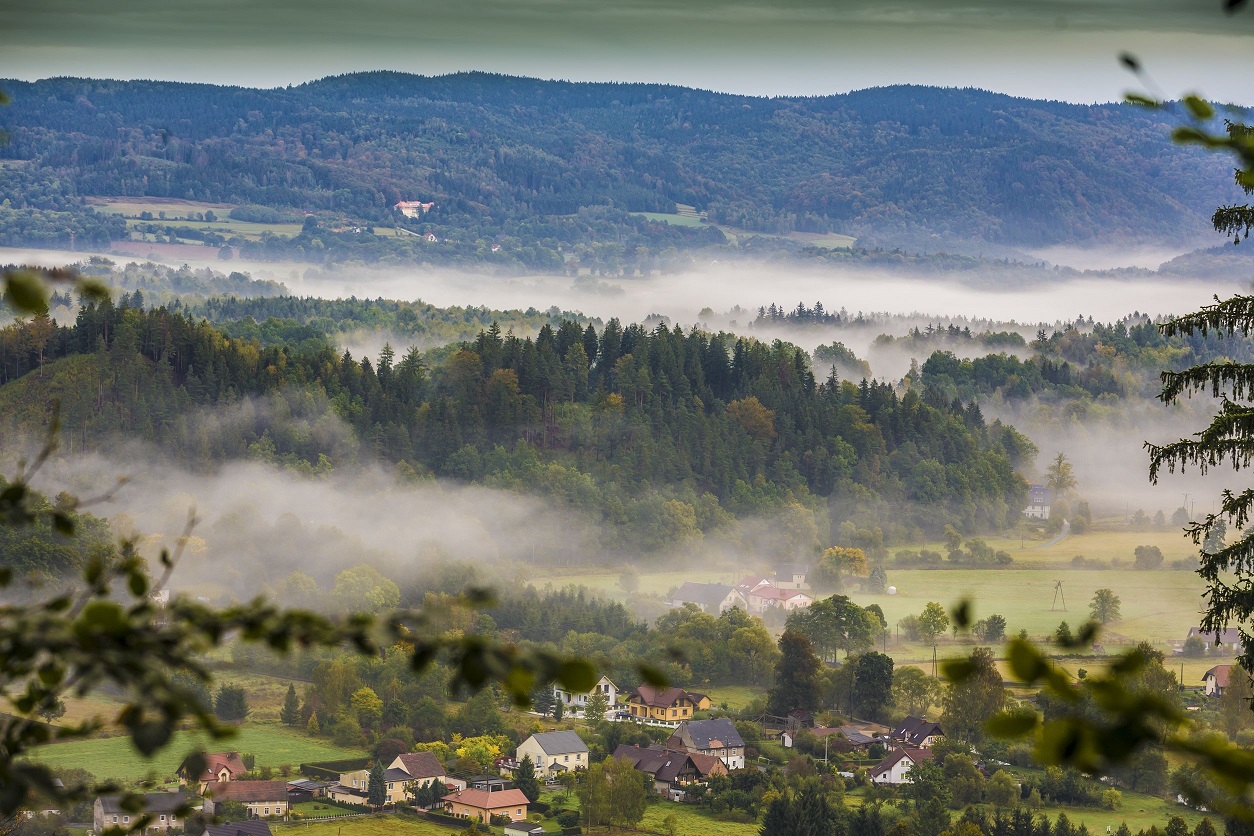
668;582;746;614
870;747;933;785
890;716;944;748
94;791;193;833
611;745;727;796
1187;627;1245;653
204;781;289;819
625;685;697;723
177;752;247;793
516;731;589;779
666;719;746;769
204;822;273;836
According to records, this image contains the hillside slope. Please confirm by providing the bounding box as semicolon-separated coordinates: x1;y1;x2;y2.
0;73;1240;253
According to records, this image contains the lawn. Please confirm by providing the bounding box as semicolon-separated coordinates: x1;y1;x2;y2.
291;801;362;819
700;684;767;711
25;722;366;782
539;789;761;836
633;212;710;228
274;815;459;836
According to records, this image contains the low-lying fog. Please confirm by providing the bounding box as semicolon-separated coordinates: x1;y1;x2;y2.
4;244;1246;572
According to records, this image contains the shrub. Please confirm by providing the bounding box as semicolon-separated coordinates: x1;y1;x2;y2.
556;810;580;828
1133;545;1164;570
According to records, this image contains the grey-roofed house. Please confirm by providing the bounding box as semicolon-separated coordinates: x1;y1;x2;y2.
668;582;746;615
890;716;944;748
204;822;273;836
516;731;589;779
666;718;746;769
94;791;193;834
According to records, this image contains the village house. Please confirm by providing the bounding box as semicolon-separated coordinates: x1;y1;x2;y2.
177;752;246;794
387;751;462;802
393;201;435;218
611;744;727;797
553;674;618;717
746;584;814;614
1186;627;1246;654
1204;664;1233;697
516;731;589;779
204;822;273;836
204;781;289;820
94;791;193;833
442;787;529;823
870;747;934;785
325;769;370;806
503;823;545;836
625;685;698;723
668;582;746;614
890;716;944;749
666;718;746;769
773;565;810;590
1024;485;1052;520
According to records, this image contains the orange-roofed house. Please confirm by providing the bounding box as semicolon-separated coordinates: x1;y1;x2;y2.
177;753;247;793
442;788;529;823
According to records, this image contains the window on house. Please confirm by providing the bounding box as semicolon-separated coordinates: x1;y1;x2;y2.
123;817;130;823
112;817;118;823
160;815;166;821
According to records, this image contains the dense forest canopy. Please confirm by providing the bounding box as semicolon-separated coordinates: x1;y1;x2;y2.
0;73;1244;269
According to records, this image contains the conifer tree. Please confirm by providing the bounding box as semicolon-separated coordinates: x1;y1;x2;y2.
281;683;300;726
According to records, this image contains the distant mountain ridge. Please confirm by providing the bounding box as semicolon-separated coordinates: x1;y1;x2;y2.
0;71;1241;250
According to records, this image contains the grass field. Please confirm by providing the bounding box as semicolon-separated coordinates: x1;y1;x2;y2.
539;788;760;836
635;212;710;228
291;801;361;819
90;197;399;242
26;723;366;782
701;684;768;711
275;816;459;836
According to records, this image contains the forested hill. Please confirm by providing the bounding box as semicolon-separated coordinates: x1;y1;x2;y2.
0;72;1240;250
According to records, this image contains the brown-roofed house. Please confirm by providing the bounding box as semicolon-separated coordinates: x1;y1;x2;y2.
626;685;696;722
667;719;746;769
204;781;289;819
870;748;934;785
442;788;529;823
611;745;727;797
177;753;247;793
1204;664;1234;697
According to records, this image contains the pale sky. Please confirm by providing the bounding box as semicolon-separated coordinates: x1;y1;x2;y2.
1;0;1252;103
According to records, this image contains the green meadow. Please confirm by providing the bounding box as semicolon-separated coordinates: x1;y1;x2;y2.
25;723;366;782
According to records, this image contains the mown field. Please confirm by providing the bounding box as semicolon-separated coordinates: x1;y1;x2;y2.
89;197;400;242
25;722;366;781
531;525;1211;649
274;816;464;836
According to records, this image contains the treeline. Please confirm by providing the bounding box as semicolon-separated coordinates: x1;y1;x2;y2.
0;73;1241;260
0;298;1028;552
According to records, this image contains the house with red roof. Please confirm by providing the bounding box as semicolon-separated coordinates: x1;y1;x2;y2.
1204;664;1233;697
177;753;247;794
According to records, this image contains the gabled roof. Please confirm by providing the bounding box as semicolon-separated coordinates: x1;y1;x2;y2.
204;822;273;836
611;746;723;783
442;788;529;810
287;780;330;791
870;747;933;778
670;582;737;609
891;716;943;745
525;730;588;755
208;781;288;803
179;752;246;781
392;751;446;780
97;791;193;815
1204;664;1233;687
671;718;744;751
1189;627;1243;644
628;684;693;708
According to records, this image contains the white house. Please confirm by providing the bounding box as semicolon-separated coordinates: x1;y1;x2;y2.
1024;485;1052;520
668;582;747;614
554;675;618;717
870;748;933;785
516;731;589;779
1203;664;1233;697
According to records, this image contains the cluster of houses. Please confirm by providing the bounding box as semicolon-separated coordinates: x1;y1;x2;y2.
668;566;815;616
